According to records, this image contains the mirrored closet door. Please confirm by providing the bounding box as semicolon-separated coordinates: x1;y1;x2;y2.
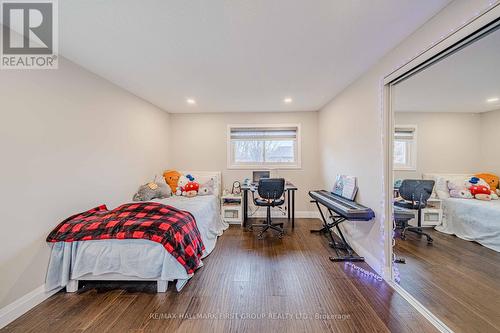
391;20;500;332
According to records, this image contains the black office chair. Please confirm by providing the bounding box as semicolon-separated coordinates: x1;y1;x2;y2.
394;179;435;244
248;178;285;239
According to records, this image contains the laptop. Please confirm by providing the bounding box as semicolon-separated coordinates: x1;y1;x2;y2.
252;171;270;185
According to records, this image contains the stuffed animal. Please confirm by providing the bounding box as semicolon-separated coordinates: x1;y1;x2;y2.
466;177;492;200
467;176;488;187
183;181;199;197
475;173;499;192
133;183;157;201
475;173;499;200
198;179;215;196
154;175;172;198
133;180;171;201
178;175;189;188
466;176;499;200
448;178;472;199
449;189;473;199
175;175;190;195
469;185;492;201
163;170;181;193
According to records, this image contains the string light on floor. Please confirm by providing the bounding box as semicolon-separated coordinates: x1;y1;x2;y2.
345;262;383;282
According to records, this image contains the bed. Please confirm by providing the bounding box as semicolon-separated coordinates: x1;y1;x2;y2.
435;198;500;252
45;171;228;293
422;173;500;252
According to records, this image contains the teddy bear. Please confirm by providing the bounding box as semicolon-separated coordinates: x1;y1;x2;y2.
475;173;499;199
163;170;181;193
183;181;200;197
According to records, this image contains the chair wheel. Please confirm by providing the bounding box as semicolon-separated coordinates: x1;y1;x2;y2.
257;234;264;240
427;238;433;244
247;225;253;231
278;232;284;239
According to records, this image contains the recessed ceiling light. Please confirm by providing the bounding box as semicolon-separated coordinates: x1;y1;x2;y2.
186;98;196;105
283;97;293;104
486;97;499;103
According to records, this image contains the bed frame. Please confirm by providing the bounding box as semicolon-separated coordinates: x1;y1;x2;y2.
66;171;222;293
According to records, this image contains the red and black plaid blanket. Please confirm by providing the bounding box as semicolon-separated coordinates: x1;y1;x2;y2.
47;202;205;274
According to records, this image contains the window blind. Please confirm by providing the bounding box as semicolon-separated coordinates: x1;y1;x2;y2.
394;127;415;140
230;127;297;140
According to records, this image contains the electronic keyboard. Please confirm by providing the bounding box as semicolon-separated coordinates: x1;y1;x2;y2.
309;190;375;221
309;190;375;262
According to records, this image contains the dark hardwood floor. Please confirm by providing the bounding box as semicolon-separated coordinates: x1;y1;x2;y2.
395;228;500;333
3;219;437;333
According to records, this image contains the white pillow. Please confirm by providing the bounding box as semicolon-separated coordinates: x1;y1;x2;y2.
434;176;450;199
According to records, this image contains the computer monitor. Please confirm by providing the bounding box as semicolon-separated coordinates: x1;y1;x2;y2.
252;170;270;183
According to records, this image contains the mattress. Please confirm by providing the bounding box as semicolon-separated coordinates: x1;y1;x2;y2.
435;198;500;252
45;195;228;291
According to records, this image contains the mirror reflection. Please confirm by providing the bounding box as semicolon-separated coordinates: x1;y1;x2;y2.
392;25;500;331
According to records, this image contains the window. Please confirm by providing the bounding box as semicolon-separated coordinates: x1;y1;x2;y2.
394;125;417;171
228;125;300;168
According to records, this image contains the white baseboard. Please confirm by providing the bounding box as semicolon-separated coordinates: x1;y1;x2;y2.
296;211;321;218
0;285;61;329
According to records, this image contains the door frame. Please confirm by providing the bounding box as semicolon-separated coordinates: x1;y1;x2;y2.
381;3;500;332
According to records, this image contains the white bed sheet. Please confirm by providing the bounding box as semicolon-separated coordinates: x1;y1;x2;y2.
45;195;228;291
435;198;500;252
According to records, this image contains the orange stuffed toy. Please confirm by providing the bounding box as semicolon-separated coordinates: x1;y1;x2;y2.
475;173;499;198
163;170;181;193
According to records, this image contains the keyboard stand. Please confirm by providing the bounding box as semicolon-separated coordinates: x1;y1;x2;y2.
311;200;365;262
310;200;337;238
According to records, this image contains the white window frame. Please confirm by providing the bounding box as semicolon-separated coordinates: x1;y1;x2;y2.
393;124;417;171
227;124;302;169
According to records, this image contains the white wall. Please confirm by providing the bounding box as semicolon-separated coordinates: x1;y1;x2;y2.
2;0;497;315
318;0;495;273
0;58;170;309
394;112;482;180
480;109;500;176
169;112;320;213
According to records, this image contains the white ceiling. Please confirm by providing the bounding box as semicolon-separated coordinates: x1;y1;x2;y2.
53;1;452;112
394;26;500;114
